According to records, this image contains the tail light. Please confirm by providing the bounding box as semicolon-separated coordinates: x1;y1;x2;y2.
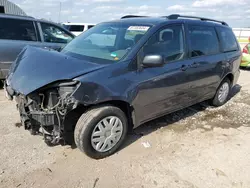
243;45;249;54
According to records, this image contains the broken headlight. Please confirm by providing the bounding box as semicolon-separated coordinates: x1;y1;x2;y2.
37;80;80;111
57;80;79;98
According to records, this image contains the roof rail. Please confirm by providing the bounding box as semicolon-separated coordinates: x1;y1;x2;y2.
121;15;148;19
0;13;34;19
167;14;228;26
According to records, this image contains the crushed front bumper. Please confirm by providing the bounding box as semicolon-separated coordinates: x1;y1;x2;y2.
14;95;54;130
5;81;81;145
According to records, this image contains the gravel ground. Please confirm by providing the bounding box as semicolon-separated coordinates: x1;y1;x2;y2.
0;70;250;188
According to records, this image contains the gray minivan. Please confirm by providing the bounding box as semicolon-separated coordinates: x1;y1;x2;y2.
0;14;74;85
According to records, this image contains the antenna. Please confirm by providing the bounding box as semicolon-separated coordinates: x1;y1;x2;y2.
58;2;62;23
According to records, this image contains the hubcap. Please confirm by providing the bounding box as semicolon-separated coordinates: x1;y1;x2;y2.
218;82;230;103
91;116;123;152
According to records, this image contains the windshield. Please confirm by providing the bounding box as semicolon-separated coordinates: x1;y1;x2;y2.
61;23;151;64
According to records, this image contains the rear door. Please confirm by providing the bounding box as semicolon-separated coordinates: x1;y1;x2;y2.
38;22;74;51
0;17;41;79
216;27;241;85
186;25;224;102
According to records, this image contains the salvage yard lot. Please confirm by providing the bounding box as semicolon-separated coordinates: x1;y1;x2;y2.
0;70;250;188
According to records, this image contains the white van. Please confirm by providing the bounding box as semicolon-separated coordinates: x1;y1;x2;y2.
63;23;96;36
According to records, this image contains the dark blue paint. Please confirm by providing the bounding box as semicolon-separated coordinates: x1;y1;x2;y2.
6;17;242;128
7;46;106;95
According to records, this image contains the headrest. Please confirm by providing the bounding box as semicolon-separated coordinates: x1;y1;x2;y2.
162;31;173;41
134;34;144;43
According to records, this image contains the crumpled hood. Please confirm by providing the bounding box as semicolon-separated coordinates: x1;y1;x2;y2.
7;46;105;95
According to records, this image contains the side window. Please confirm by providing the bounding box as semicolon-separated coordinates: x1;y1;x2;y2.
88;25;95;29
217;27;238;52
40;22;73;43
142;25;185;62
188;26;219;57
69;25;84;32
0;18;37;41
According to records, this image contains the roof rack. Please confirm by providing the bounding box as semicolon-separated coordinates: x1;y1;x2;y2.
121;15;148;19
0;13;34;19
167;14;228;26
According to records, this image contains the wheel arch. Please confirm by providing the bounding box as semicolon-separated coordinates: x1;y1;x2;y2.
221;72;234;86
90;100;135;132
224;73;234;85
63;99;135;136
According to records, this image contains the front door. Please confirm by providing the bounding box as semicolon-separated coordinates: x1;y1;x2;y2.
38;22;74;51
132;24;193;124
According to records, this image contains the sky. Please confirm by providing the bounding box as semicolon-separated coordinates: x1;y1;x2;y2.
9;0;250;27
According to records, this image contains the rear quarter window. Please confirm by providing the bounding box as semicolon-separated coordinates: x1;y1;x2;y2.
217;27;238;52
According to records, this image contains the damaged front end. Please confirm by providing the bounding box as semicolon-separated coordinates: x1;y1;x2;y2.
14;80;80;146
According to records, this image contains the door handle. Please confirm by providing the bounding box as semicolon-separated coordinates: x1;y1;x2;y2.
190;62;200;68
180;64;188;71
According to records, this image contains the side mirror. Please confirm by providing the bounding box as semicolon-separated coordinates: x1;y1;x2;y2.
142;55;164;67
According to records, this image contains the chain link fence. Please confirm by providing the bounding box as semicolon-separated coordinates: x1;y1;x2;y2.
233;28;250;44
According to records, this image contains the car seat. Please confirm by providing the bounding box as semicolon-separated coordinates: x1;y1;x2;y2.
134;34;144;43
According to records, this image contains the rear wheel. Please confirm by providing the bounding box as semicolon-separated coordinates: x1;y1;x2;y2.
74;105;128;159
211;78;231;107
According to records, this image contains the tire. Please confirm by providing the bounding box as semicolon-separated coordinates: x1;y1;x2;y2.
0;80;3;89
74;105;128;159
211;78;231;107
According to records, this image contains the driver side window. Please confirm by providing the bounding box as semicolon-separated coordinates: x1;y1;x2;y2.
40;22;73;44
142;25;185;62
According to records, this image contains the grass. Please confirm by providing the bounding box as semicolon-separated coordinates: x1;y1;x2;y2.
237;38;249;43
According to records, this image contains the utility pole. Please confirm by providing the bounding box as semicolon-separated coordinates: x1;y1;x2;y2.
58;2;62;23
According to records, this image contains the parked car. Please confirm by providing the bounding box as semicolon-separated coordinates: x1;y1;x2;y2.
62;22;96;36
5;14;241;159
0;14;75;84
241;38;250;67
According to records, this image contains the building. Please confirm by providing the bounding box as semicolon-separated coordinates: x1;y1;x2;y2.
0;0;26;16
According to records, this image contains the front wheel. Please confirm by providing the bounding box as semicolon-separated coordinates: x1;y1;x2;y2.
0;80;3;89
211;78;231;107
74;105;128;159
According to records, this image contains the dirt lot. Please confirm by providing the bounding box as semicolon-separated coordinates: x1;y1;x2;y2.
0;70;250;188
